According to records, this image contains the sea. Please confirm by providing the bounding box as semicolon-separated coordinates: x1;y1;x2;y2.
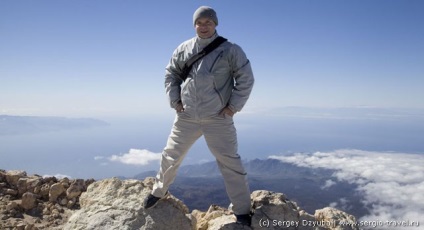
1;107;423;179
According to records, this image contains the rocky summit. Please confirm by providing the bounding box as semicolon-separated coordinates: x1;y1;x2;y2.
0;169;95;229
1;169;358;230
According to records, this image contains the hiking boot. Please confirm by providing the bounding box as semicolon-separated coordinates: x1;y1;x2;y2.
143;192;168;209
235;213;252;226
143;194;161;209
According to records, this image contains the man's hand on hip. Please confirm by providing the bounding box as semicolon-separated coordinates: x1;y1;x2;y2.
175;103;185;113
220;106;235;117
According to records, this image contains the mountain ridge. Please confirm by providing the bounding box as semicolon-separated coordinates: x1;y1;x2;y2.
134;158;367;219
134;158;334;179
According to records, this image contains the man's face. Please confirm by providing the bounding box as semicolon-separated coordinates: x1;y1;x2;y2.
195;18;216;39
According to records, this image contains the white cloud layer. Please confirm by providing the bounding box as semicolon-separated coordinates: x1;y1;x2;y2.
107;148;161;166
270;149;424;227
43;174;72;179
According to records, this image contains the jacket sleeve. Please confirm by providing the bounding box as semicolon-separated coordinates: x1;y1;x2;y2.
228;44;255;112
164;49;184;109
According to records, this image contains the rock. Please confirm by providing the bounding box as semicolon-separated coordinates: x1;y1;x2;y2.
49;183;65;202
200;208;240;230
15;177;42;196
0;170;6;182
2;169;358;230
6;201;19;212
299;210;322;230
5;170;27;188
17;178;29;195
59;197;68;206
315;207;358;230
1;170;91;229
63;177;193;230
193;205;234;230
39;184;50;200
20;192;38;210
5;188;18;196
66;179;85;200
192;190;359;230
250;190;300;230
0;182;6;190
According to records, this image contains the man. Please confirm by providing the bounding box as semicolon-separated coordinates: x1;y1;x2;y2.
143;6;255;226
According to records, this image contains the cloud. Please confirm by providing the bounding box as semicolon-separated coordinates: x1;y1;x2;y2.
43;174;72;179
330;198;352;211
270;149;424;226
107;149;161;166
94;156;104;160
321;179;336;190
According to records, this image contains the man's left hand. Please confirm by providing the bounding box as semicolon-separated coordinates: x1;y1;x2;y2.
220;107;235;117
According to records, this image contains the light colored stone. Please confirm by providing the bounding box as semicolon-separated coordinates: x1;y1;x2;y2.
49;183;65;202
63;177;192;230
315;207;359;230
250;190;300;230
5;188;18;196
66;179;84;199
6;201;19;211
21;192;38;210
193;205;233;230
5;170;27;187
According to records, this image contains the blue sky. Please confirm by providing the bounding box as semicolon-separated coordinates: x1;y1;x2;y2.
1;0;424;119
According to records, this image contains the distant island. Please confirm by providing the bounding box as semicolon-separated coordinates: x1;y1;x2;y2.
0;115;109;135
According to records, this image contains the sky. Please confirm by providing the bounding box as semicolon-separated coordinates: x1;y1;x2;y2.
1;0;424;119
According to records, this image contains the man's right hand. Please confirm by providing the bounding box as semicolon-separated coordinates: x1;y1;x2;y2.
175;103;184;113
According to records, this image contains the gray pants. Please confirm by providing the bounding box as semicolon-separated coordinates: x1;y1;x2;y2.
152;115;251;215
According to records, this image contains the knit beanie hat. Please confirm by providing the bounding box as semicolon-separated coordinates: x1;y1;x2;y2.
193;6;218;26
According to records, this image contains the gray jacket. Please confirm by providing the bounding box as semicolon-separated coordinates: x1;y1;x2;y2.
165;33;254;119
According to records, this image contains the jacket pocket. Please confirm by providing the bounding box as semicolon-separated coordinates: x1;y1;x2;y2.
209;51;224;72
213;81;225;106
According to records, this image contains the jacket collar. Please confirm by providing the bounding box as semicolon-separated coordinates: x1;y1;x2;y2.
196;32;218;50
